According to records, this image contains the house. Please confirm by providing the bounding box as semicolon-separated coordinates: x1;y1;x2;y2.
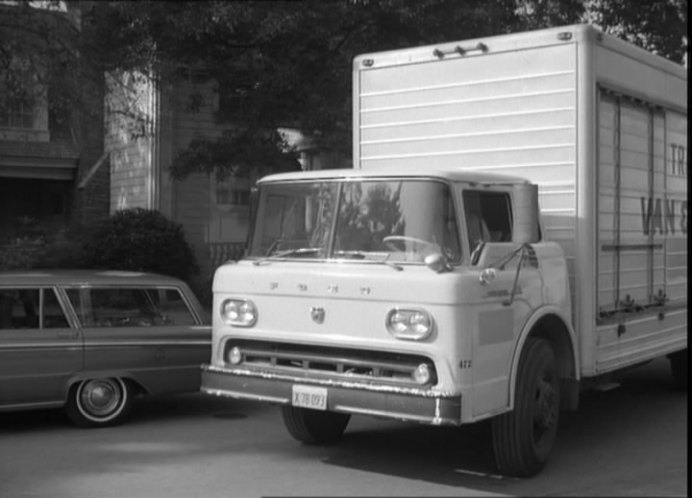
0;1;108;242
1;1;347;287
102;71;348;286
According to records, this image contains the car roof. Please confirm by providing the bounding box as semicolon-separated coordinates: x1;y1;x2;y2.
0;270;185;287
258;166;529;185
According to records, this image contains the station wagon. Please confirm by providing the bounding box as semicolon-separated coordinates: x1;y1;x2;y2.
0;270;210;427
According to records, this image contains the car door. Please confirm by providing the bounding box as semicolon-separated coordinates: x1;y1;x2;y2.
0;286;82;408
64;285;209;394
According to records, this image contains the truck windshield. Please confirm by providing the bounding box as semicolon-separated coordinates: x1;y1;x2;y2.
248;179;461;264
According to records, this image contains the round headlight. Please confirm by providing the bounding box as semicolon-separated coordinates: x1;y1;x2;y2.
228;346;243;365
412;363;432;385
386;308;433;340
221;298;257;327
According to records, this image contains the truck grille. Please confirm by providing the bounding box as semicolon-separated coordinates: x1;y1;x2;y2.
224;339;437;387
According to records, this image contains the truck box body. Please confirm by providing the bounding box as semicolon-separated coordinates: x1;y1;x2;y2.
353;24;687;377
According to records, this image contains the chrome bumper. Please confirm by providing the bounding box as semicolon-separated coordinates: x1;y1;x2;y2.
201;364;462;426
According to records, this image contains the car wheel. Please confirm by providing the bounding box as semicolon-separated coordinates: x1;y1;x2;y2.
281;406;350;444
491;338;560;477
66;377;132;428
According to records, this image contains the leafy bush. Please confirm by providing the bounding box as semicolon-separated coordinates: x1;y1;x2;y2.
80;208;199;281
0;229;84;270
0;237;47;270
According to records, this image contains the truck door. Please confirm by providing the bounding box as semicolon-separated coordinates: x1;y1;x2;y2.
462;189;543;416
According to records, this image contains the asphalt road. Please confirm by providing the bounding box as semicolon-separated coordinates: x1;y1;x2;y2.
0;357;687;498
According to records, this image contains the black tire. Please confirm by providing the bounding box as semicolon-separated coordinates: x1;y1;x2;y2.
281;406;350;445
491;338;560;477
669;350;688;390
66;377;132;428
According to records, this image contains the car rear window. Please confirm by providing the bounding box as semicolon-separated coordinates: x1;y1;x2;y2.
0;288;70;329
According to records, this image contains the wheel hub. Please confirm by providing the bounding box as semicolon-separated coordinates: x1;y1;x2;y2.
534;378;557;435
81;380;120;415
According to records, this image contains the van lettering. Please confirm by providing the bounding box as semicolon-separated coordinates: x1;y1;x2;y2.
681;201;688;233
641;197;688;235
664;199;676;235
670;144;687;177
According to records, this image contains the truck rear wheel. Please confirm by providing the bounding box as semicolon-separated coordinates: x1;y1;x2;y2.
281;406;350;445
491;338;560;477
669;350;688;390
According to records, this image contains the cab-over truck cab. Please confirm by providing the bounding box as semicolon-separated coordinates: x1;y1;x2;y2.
202;167;576;477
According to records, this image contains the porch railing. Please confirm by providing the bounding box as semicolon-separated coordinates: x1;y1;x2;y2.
207;242;246;273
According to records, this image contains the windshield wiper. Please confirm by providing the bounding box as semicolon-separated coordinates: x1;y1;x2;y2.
333;250;403;271
252;247;323;266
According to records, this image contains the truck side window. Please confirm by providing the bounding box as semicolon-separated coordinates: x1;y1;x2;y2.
463;191;513;246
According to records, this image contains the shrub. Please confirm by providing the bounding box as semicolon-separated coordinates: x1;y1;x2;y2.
80;208;199;281
0;237;47;270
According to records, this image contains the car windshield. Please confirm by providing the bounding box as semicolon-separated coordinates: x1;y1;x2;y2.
248;179;461;264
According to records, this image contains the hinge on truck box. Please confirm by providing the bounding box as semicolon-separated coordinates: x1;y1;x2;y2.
433;42;488;59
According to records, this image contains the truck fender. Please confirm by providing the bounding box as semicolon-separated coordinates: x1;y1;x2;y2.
507;306;580;411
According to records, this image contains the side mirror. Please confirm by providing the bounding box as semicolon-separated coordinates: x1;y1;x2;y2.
512;183;540;244
424;253;453;273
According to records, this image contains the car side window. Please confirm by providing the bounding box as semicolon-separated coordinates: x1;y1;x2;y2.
0;288;71;330
65;287;196;327
149;289;197;326
0;289;41;329
43;289;70;328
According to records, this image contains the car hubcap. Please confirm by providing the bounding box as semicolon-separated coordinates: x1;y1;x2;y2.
81;380;121;417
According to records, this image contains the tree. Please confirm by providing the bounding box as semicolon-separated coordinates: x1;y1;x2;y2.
2;1;686;182
85;0;528;179
583;0;688;64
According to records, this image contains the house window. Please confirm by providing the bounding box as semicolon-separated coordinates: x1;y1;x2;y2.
214;175;251;210
0;94;35;129
0;56;47;134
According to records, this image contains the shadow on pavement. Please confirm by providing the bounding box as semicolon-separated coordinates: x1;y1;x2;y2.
0;391;250;432
318;358;685;493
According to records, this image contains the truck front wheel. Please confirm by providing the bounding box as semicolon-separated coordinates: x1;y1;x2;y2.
281;406;350;445
491;338;560;477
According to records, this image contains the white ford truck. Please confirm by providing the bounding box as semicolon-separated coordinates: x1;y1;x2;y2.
201;24;687;477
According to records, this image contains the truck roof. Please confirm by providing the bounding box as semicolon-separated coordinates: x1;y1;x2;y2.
259;166;529;185
353;24;686;79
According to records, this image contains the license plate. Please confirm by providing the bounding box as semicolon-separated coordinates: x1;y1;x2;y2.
291;385;328;410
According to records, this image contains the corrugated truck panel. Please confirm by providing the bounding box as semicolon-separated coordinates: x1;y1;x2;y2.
595;85;687;371
354;25;686;377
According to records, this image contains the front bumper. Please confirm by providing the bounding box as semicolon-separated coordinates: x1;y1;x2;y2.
201;364;462;426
